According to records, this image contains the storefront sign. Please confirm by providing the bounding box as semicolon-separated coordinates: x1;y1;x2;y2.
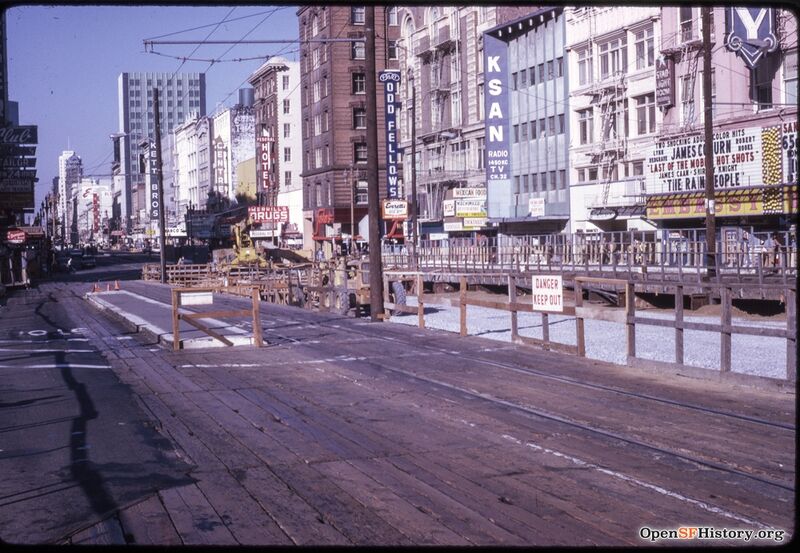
443;221;464;232
379;70;401;198
645;122;797;194
249;229;277;238
5;229;25;244
455;199;487;218
382;199;408;220
484;32;511;185
531;275;563;313
442;199;455;217
248;205;289;223
149;176;160;220
646;186;797;219
655;56;675;109
0;125;38;144
452;187;487;199
528;197;545;217
724;7;778;69
463;217;487;228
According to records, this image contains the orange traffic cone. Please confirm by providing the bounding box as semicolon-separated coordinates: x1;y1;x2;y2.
91;282;99;293
114;280;120;291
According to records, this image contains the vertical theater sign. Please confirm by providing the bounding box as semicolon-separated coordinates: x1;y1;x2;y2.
724;7;779;68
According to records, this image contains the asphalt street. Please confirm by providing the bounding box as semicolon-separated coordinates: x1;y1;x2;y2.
0;255;193;544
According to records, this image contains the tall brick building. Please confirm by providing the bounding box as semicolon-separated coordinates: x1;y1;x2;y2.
297;6;400;255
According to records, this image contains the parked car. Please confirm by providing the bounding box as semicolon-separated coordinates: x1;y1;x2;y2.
81;255;97;268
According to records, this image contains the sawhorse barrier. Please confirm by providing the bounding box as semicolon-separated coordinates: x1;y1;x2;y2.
171;286;263;351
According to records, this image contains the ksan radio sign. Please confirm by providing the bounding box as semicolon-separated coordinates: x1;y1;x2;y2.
483;31;511;185
531;275;563;313
248;206;289;224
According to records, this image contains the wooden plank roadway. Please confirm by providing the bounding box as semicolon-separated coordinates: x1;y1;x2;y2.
64;280;794;546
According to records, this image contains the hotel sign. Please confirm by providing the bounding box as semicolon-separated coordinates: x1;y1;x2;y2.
256;125;273;191
724;8;778;69
379;70;401;198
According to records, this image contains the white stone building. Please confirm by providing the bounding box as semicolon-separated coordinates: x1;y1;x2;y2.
565;6;662;232
75;178;112;245
210;90;256;205
57;150;82;247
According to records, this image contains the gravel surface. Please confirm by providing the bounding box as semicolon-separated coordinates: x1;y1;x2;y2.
388;295;788;380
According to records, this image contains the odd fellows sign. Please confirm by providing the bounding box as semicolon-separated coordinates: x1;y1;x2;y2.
379;70;401;198
724;8;779;69
483;32;511;187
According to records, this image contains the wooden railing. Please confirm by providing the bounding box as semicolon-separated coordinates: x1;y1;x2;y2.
380;271;796;383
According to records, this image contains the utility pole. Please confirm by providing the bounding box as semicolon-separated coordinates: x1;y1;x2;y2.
365;6;385;320
349;164;355;256
153;87;168;284
702;6;716;280
409;71;418;270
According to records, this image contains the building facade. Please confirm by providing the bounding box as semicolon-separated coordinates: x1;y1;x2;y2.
248;59;305;247
644;7;797;242
565;6;662;233
57;150;82;247
297;6;400;255
75;178;112;246
484;7;572;238
398;6;532;242
116;72;205;233
210;89;255;205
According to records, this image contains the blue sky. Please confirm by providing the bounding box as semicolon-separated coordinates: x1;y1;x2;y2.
5;5;299;208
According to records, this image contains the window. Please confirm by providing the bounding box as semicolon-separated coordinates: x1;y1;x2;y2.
632;161;644;176
577;169;585;183
680;6;695;42
451;89;462;127
313;80;321;103
388;40;398;60
352;73;366;94
549;171;557;190
387;7;398;26
785;50;798;104
548;116;556;134
514;175;521;194
311;14;319;36
558;113;565;134
285;171;292;187
636;93;656;135
578;49;593;86
599;37;627;79
578;109;593;144
520;121;527;141
451;54;461;82
539;118;547;137
314;113;322;135
522;174;529;193
512;72;518;90
354;143;368;164
355;179;368;205
352;41;366;60
531;173;539;192
601;100;626;140
681;75;695;124
538;63;545;83
529;65;536;86
635;26;654;70
477;137;485;170
282;75;290;90
530;120;537;140
323;110;329;132
283;99;290;114
513;124;519;143
547;60;554;80
351;6;365;24
315;147;324;168
284;147;291;162
353;107;366;129
556;57;563;78
322;76;328;97
284;123;291;138
559;169;566;189
752;55;776;110
520;68;527;87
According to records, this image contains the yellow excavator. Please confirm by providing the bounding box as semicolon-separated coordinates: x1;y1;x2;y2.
231;221;268;268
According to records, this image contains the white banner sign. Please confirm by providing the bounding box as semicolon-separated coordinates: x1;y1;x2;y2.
531;275;563;313
443;221;464;232
455;199;487;217
529;197;545;217
463;217;487;228
442;199;456;217
452;188;487;199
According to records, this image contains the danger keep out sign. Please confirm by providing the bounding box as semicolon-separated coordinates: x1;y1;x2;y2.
531;275;563;312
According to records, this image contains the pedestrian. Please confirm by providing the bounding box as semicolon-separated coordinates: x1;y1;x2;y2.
772;232;783;268
741;231;752;267
762;234;774;268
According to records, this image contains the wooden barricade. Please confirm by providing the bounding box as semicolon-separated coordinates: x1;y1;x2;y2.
171;286;263;351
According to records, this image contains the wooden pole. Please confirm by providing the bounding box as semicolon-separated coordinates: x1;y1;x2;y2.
252;287;263;347
675;284;684;365
626;281;636;361
787;287;796;382
702;6;716;280
575;279;585;357
417;273;425;329
508;274;518;339
459;276;467;337
172;288;180;351
720;285;732;372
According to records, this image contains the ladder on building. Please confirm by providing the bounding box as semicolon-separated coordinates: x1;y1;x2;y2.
680;41;701;129
594;72;626;206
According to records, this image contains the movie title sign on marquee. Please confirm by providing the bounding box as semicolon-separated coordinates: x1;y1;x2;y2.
248;205;289;224
379;70;401;198
645;122;797;195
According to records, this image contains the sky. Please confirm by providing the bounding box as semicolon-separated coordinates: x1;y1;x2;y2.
5;4;300;209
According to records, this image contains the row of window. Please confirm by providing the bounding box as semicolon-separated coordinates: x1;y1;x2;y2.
577;25;654;86
128;78;200;87
512;114;567;142
511;57;564;90
513;170;568;194
351;40;399;61
576;160;644;183
575;93;656;144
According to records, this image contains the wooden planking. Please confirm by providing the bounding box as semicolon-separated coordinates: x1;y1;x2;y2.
191;470;293;545
159;484;238;545
314;459;470;545
69;516;127;545
265;460;414;545
347;456;527;546
234;464;352;545
117;494;183;545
